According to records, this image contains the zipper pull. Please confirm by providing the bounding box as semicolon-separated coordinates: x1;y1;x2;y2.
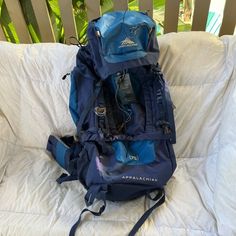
62;73;70;80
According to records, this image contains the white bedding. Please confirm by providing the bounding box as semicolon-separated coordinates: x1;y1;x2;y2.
0;32;236;236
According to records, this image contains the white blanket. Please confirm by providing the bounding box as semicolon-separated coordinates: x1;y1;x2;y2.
0;32;236;236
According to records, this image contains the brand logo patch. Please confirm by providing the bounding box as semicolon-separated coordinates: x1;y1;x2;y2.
129;155;138;161
119;37;138;48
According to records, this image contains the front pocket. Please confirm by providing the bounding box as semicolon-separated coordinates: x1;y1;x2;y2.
94;140;174;187
112;140;156;165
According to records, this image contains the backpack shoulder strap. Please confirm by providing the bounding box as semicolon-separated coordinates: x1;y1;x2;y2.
128;189;165;236
69;199;106;236
76;81;102;134
68;188;165;236
69;187;107;236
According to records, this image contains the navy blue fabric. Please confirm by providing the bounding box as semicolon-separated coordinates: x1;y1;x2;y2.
47;10;177;236
56;173;77;184
68;65;176;144
47;135;70;169
86;140;175;189
47;135;86;185
76;81;102;134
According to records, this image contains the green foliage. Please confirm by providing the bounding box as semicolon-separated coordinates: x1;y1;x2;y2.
101;0;114;13
153;0;165;9
72;0;88;43
0;0;192;43
129;0;138;11
178;23;191;32
0;1;19;42
46;0;64;42
0;0;3;13
20;0;41;42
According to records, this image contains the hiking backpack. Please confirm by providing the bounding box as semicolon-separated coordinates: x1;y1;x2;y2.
47;11;176;236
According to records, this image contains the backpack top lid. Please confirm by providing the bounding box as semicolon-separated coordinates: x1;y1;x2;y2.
94;11;157;63
86;11;160;78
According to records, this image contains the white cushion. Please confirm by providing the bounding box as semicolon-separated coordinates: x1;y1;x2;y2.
0;32;236;235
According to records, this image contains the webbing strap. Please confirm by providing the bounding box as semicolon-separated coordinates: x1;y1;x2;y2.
56;173;77;184
128;189;165;236
77;81;102;134
69;200;106;236
96;85;111;137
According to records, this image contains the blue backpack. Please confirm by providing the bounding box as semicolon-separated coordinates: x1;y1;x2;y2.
47;11;176;236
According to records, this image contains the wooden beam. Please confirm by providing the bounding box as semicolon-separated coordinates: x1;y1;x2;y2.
219;0;236;36
4;0;32;43
164;0;180;33
30;0;55;42
58;0;78;42
113;0;128;11
85;0;101;21
192;0;211;31
139;0;153;18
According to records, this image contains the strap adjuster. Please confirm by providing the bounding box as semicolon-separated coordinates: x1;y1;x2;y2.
85;185;107;207
94;106;106;117
156;120;172;134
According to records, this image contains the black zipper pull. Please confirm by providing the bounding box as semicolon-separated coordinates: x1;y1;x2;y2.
62;73;70;80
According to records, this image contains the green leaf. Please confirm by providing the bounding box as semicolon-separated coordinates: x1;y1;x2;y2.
153;0;165;9
46;0;63;42
20;0;41;42
128;0;138;10
101;0;113;13
0;0;3;14
47;0;61;18
0;0;193;44
178;23;191;32
27;24;40;43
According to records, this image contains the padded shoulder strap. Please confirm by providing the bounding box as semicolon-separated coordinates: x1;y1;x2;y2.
77;81;102;134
